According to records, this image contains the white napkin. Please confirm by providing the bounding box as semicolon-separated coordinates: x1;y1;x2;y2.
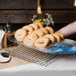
0;30;5;49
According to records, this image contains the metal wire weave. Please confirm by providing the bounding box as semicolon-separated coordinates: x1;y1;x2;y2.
5;44;57;66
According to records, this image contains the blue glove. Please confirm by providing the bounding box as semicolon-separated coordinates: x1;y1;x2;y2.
47;44;76;54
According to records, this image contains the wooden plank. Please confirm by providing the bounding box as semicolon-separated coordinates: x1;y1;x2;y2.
0;0;75;9
0;10;75;23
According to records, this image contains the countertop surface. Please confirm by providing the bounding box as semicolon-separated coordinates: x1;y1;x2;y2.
0;55;76;72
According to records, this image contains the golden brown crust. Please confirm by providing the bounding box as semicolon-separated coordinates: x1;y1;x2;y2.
23;35;29;43
29;23;39;30
34;22;43;28
55;32;65;41
23;34;38;46
32;29;45;37
22;26;34;35
34;37;50;48
45;27;54;34
43;34;56;43
52;34;61;42
15;29;27;41
39;28;49;35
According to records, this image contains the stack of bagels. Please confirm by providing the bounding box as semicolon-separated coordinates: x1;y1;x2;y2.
15;22;64;48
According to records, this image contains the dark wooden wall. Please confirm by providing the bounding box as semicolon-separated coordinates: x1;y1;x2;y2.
0;0;75;24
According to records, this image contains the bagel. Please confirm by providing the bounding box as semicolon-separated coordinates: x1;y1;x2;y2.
29;23;39;30
43;34;56;43
23;35;29;43
34;37;50;48
23;34;38;46
45;26;54;34
32;29;45;37
39;28;49;35
15;29;27;41
34;22;43;28
22;26;34;35
52;34;61;42
55;32;65;41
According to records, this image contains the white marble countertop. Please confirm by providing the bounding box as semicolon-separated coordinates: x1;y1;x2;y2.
0;55;76;76
0;55;76;71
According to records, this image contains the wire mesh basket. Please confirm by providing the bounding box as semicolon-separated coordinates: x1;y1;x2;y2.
5;44;58;66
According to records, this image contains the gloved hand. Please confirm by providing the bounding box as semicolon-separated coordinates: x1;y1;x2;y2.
48;44;76;54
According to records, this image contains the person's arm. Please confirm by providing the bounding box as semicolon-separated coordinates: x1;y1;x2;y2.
57;21;76;37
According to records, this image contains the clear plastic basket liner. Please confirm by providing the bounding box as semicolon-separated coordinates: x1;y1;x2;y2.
8;36;76;54
17;39;76;54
